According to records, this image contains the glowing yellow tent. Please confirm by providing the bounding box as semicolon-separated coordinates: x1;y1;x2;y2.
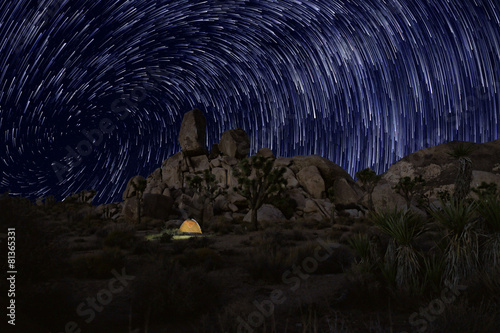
179;219;202;234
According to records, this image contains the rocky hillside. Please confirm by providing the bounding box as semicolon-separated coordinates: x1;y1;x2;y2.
369;139;500;210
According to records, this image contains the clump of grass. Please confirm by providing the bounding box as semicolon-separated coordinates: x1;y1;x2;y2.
420;254;445;295
348;233;372;264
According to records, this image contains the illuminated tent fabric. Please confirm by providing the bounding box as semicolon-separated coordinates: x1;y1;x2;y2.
179;219;202;234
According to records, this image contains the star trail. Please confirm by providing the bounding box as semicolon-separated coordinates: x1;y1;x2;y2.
1;0;499;204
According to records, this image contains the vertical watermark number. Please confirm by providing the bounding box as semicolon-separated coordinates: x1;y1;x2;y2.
6;227;16;326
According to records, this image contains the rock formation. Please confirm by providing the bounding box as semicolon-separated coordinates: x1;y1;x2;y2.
178;108;207;156
118;108;500;225
367;139;500;211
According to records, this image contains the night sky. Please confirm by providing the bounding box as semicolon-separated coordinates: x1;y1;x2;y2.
1;0;499;204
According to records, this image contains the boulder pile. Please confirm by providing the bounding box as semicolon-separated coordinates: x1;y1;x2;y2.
119;109;362;224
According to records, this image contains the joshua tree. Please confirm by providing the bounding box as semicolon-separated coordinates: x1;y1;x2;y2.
131;178;147;224
392;175;426;210
447;142;475;202
186;169;225;228
355;168;381;211
233;155;287;230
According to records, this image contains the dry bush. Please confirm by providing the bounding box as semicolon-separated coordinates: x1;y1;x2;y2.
428;298;499;333
208;215;234;234
175;247;223;270
103;228;137;249
171;235;215;254
70;247;125;279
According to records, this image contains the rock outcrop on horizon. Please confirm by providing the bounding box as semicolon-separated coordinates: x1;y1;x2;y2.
119;108;362;224
364;139;500;211
113;108;500;224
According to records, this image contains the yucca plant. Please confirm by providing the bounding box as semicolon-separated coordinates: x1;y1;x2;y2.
370;208;426;290
430;198;479;285
447;142;475;202
476;196;500;269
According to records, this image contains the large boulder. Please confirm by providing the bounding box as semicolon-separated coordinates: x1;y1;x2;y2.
212;167;227;186
162;152;188;189
219;128;250;159
302;198;330;222
123;175;146;200
273;157;292;168
122;198;138;222
256;147;275;159
282;167;299;188
289;188;307;210
243;204;286;223
227;190;248;208
143;194;173;220
290;155;353;189
144;168;164;195
178;108;207;156
190;155;210;172
296;165;325;199
332;178;361;205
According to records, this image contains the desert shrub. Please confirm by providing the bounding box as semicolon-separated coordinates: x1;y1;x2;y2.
344;262;386;309
131;261;222;325
133;239;160;255
103;229;136;249
246;239;292;282
465;266;500;307
288;229;307;241
175;247;222;270
315;243;354;274
208;216;234;234
159;232;173;243
428;298;499;333
70;247;125;279
171;236;214;254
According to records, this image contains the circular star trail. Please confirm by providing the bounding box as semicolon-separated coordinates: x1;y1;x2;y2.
1;0;499;204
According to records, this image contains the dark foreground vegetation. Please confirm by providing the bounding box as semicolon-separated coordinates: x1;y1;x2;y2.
1;186;499;333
